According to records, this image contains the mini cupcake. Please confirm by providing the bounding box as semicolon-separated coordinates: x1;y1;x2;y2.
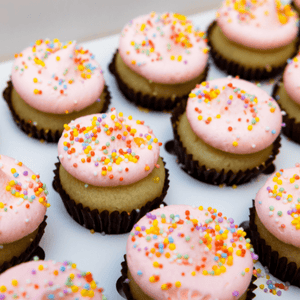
119;204;257;300
0;259;106;299
171;77;282;186
272;52;300;144
208;0;299;81
109;12;209;111
3;39;111;142
53;108;169;234
0;155;49;273
249;165;300;287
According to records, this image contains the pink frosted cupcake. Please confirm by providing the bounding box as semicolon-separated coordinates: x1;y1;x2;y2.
109;12;209;111
171;77;282;185
53;108;169;234
249;165;300;287
0;259;106;299
0;155;49;273
3;39;111;142
119;204;257;300
208;0;299;80
272;51;300;144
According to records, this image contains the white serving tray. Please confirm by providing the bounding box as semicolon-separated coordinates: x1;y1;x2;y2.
0;9;299;300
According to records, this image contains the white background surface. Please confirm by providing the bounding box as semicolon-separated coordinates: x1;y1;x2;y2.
0;0;222;61
0;9;300;300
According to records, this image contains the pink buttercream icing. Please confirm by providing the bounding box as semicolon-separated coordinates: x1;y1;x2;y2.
11;39;105;114
217;0;298;50
0;155;48;244
0;260;105;299
283;52;300;105
57;108;161;187
186;78;282;154
255;166;300;248
119;12;209;84
127;205;254;300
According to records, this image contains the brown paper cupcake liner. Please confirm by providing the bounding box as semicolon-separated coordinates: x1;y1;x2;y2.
2;80;111;143
117;255;257;300
207;21;300;81
249;200;300;287
109;50;209;112
272;79;300;144
170;99;281;186
0;216;47;274
52;159;170;234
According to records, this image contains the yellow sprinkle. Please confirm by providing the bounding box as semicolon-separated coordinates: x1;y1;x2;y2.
11;279;18;286
0;286;7;292
72;286;79;293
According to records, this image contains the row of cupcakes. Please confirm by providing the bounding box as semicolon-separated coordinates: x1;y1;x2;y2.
3;0;300;142
1;104;300;292
1;1;300;298
0;203;257;300
1;183;300;299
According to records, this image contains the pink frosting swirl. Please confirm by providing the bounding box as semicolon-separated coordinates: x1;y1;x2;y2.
0;260;105;299
186;78;282;154
0;155;48;244
57;108;161;187
11;39;105;114
217;0;298;50
255;166;300;248
283;52;300;105
119;12;209;84
127;205;254;300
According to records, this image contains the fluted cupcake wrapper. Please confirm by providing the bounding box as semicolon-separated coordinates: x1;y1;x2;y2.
0;216;47;274
2;80;111;143
52;159;170;235
116;255;257;300
109;50;209;112
249;200;300;287
207;21;300;81
272;79;300;144
171;99;281;186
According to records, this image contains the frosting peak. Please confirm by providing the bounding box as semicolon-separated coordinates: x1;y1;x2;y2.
119;12;209;84
12;39;105;114
57;108;162;187
127;205;255;300
186;78;282;154
217;0;298;50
